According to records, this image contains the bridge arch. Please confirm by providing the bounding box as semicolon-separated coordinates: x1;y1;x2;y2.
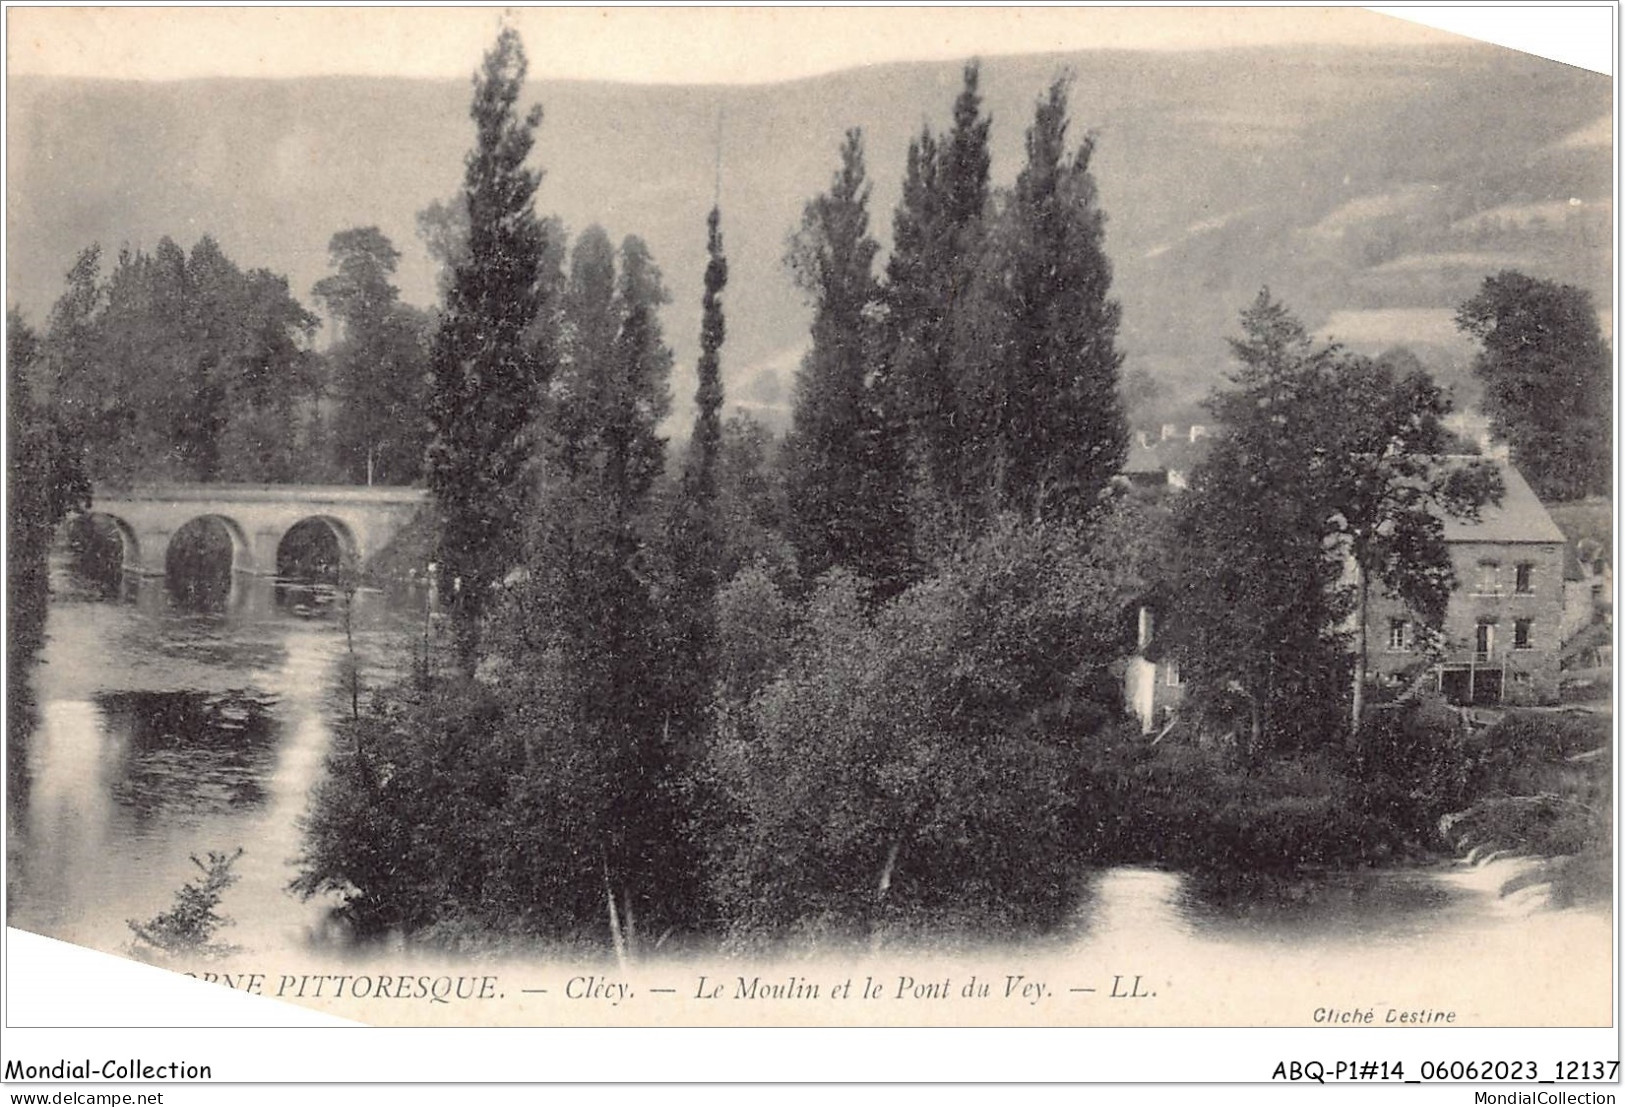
63;511;140;594
167;513;253;581
275;515;360;580
90;512;141;569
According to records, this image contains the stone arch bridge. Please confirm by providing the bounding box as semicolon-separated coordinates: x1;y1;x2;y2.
85;484;430;577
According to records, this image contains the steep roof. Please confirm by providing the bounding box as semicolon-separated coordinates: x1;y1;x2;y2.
1440;459;1566;545
1546;497;1613;558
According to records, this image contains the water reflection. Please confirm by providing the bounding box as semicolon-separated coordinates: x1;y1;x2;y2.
273;580;344;619
1179;868;1465;945
96;691;280;824
1083;867;1193;946
61;513;127;600
165;516;238;612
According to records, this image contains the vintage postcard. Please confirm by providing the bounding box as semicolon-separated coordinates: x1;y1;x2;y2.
3;4;1615;1087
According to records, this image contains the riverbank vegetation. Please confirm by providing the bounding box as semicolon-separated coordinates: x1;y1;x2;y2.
1448;711;1612;908
7;312;90;830
285;29;1612;958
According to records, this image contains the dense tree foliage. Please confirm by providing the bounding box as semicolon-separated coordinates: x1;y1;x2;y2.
781;67;1129;588
1165;293;1499;754
1456;271;1612;502
711;414;796;585
886;63;992;544
986;77;1126;520
7;311;90;662
415;196;472;305
313;227;432;485
781;130;909;589
303;221;691;948
294;681;523;939
38;238;320;485
500;227;691;945
426;27;554;671
706;513;1148;941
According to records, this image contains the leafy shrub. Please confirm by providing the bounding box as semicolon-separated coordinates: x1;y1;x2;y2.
1441;709;1612;905
1447;794;1605;859
1351;696;1472;844
708;518;1140;945
1502;672;1560;707
128;849;244;960
293;679;525;940
1074;734;1410;877
297;657;699;954
1472;710;1608;766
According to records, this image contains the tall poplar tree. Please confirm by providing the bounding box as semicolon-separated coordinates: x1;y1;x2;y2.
689;206;729;527
667;206;730;689
425;26;551;672
887;63;992;538
990;77;1126;521
505;229;690;948
783;129;908;589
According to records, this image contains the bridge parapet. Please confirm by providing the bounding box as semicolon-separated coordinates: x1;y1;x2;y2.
101;484;429;507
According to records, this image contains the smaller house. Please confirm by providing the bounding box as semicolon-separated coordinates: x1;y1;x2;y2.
1547;498;1613;646
1122;428;1211;491
1124;605;1185;735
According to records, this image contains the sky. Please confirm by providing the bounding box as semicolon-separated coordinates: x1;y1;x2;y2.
5;6;1614;83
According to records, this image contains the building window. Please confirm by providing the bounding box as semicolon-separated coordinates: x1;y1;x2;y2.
1473;561;1500;595
1515;562;1534;594
1475;622;1495;657
1387;618;1410;651
1164;660;1182;687
1514;619;1533;650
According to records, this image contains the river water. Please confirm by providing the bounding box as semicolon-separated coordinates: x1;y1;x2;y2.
6;562;1613;1026
8;564;425;958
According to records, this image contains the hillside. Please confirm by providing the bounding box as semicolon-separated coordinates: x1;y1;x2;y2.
7;44;1610;433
